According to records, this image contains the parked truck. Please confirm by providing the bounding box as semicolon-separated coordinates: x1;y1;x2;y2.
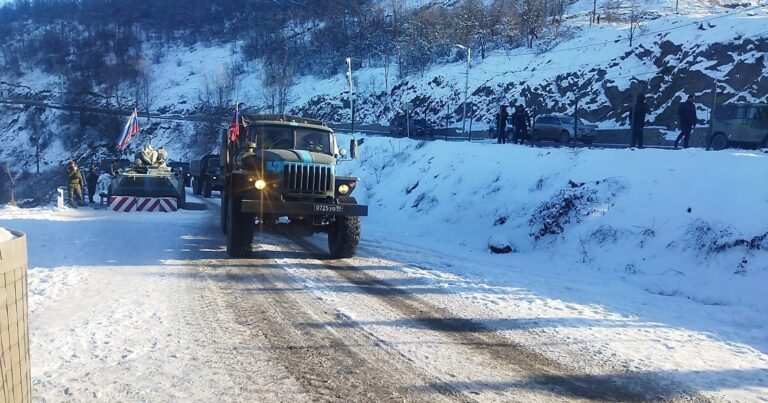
190;154;223;198
220;114;368;258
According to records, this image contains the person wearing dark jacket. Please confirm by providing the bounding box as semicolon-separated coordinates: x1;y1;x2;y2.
675;95;698;149
497;105;509;144
630;91;647;148
86;165;99;204
511;104;531;144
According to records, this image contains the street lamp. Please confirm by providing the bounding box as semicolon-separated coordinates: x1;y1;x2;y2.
454;44;471;135
345;57;355;135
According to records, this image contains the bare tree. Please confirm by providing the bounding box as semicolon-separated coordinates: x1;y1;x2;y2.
2;164;21;207
627;0;641;47
517;0;546;48
261;54;295;114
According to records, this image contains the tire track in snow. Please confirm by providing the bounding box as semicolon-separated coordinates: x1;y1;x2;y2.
286;236;709;403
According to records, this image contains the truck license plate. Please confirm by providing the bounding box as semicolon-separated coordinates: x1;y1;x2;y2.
314;204;343;213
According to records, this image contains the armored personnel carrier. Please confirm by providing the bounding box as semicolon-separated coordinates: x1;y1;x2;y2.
221;115;368;258
108;144;186;208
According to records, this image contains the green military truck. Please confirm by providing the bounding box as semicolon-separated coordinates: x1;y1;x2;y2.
221;115;368;258
191;154;224;198
710;103;768;150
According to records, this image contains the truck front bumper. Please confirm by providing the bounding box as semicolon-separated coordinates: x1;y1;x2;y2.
241;199;368;217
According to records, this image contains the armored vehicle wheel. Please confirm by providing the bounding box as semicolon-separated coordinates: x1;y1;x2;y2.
711;133;729;151
220;195;228;234
328;215;361;259
226;197;253;258
203;180;212;198
560;130;571;144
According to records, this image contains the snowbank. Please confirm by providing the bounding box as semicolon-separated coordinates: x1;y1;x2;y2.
338;135;768;313
0;227;15;242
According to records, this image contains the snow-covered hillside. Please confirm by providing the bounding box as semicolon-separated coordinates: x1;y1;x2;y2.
296;0;768;129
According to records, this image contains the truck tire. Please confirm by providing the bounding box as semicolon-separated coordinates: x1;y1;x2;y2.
560;130;571;144
220;195;228;234
203;180;212;198
177;187;186;209
192;177;202;195
328;216;361;258
711;133;729;151
226;197;253;258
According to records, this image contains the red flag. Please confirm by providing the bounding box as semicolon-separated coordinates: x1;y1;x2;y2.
229;105;240;142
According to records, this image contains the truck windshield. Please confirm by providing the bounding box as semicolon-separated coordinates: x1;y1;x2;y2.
248;125;332;155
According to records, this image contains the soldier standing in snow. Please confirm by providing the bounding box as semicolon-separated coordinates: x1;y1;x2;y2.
512;104;532;145
674;95;698;149
497;105;509;144
630;91;647;148
87;165;99;204
66;161;85;207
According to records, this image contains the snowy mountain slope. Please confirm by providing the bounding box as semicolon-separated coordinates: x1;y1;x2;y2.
294;1;768;128
0;0;766;203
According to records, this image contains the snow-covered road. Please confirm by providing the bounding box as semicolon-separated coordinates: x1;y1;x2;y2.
0;190;765;401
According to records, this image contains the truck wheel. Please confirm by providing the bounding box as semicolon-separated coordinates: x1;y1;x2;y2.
177;187;186;209
328;216;361;258
227;197;253;258
203;180;212;198
220;195;228;234
192;177;202;195
560;130;571;144
711;133;729;151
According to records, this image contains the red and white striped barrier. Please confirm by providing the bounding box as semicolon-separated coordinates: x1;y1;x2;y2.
109;196;178;212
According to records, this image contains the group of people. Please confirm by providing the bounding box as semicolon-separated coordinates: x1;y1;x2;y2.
496;103;532;145
66;161;99;208
631;93;698;149
494;93;698;149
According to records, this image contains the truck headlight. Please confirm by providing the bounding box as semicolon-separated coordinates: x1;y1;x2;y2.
255;179;266;190
338;184;349;195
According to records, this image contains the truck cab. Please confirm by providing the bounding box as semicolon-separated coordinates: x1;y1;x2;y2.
191;154;224;198
221;115;368;258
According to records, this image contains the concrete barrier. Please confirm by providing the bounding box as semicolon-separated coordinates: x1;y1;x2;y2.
0;230;31;403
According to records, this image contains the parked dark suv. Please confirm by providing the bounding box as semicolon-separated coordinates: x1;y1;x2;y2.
389;116;435;138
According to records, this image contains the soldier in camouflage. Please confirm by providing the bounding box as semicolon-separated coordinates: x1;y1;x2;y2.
66;161;85;207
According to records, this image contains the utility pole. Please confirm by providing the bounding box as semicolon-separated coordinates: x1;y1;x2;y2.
574;91;580;136
454;44;471;135
346;57;355;135
445;103;450;141
707;81;718;150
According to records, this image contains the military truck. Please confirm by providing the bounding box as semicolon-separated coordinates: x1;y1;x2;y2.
168;161;191;187
709;103;768;150
191;154;223;198
221;114;368;258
